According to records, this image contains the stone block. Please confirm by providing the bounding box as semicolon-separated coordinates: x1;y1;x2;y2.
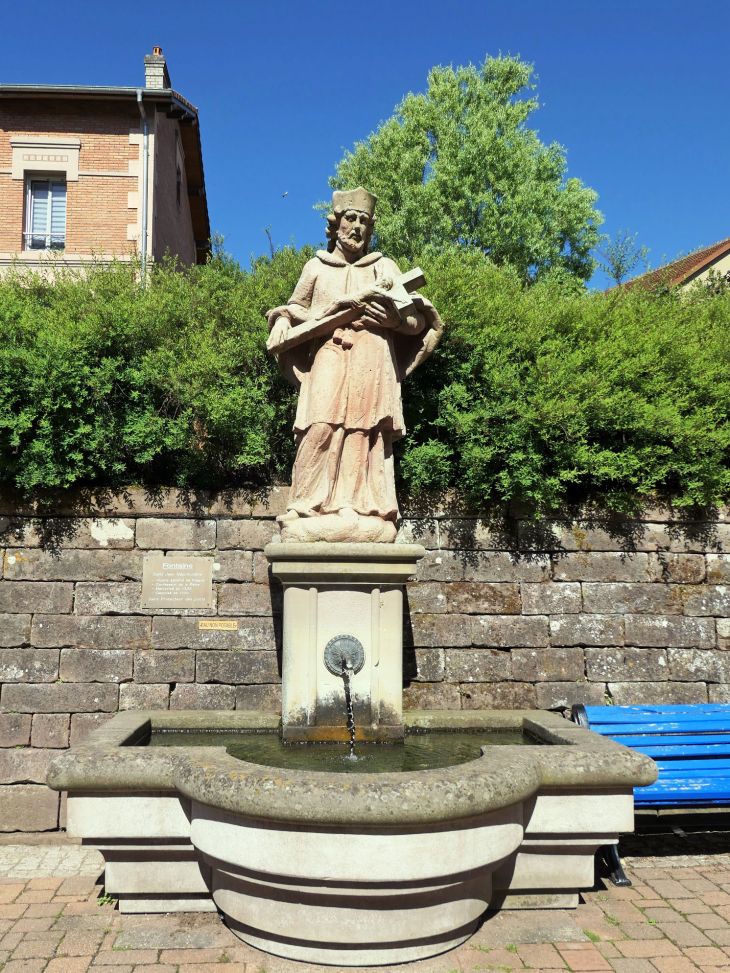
2;517;135;549
253;551;271;583
0;748;56;784
706;555;730;584
511;647;584;682
212;551;253;582
0;784;58;832
119;683;170;710
394;519;439;548
668;523;730;552
0;714;31;747
471;615;548;648
403;648;444;682
461;682;537;709
402;682;461;710
170;684;236;710
549;614;623;646
70;712;116;745
585;647;668;682
552;553;652;583
408;613;471;647
0;613;30;647
0;582;74;614
31;615;151;649
136;518;216;550
1;683;118;713
250;486;290;518
59;649;134;683
681;585;730;616
649;554;706;583
151;615;277;651
582;583;683;615
668;648;730;683
196;650;280;684
31;714;69;748
4;548;146;582
405;582;448;614
709;685;730;702
521;582;581;615
216;519;279;550
624;615;715;648
218;583;281;616
445;583;521;614
535;682;607;710
443;649;510;682
235;684;282;712
609;681;707;705
0;649;59;682
520;520;672;553
417;550;550;583
74;582;141;615
438;519;517;551
134;650;195;683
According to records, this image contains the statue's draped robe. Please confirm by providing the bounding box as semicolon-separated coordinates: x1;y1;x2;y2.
269;249;442;525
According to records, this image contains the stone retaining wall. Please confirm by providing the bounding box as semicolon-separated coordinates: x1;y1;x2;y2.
1;487;730;830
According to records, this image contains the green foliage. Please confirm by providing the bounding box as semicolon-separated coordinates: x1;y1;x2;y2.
0;247;310;494
2;246;730;514
596;229;650;285
326;55;603;282
399;247;730;512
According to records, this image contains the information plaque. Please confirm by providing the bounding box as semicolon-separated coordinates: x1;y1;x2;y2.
141;555;213;609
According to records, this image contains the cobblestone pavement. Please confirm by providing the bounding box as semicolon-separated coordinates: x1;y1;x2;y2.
2;842;730;973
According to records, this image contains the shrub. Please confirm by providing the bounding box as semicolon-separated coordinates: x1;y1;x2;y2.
2;247;730;513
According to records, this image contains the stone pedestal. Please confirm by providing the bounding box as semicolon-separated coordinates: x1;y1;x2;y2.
265;542;425;743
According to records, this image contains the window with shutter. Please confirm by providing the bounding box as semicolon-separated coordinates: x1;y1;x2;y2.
24;178;66;250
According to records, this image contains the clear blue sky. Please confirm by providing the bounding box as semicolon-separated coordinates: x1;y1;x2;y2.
3;0;728;288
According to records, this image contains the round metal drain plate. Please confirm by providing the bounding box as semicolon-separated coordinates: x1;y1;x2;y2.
324;635;365;676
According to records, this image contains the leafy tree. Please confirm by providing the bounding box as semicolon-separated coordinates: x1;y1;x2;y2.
327;55;604;282
596;229;650;285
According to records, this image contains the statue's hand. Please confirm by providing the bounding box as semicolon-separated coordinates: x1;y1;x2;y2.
266;316;291;352
357;296;401;329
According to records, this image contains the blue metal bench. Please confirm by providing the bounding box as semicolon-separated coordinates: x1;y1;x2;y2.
572;703;730;884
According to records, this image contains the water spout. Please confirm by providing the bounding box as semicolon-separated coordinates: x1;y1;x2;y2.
342;657;356;759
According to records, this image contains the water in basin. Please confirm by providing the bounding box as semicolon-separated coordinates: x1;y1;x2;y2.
148;728;541;774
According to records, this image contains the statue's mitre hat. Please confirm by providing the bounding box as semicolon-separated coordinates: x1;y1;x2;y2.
332;186;377;217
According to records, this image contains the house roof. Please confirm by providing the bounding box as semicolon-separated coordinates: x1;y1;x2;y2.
0;84;210;263
624;236;730;291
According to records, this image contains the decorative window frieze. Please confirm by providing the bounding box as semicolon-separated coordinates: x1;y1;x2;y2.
10;136;81;181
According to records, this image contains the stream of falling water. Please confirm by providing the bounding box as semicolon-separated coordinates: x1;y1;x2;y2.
342;663;357;760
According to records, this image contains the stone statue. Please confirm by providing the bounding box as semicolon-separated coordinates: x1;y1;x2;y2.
266;187;442;543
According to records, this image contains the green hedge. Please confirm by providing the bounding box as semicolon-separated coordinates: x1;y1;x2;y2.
2;248;730;513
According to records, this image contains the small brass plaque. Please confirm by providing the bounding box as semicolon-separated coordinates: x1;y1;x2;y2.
198;619;238;631
141;555;213;609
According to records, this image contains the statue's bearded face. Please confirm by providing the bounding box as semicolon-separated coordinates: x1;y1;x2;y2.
337;209;370;255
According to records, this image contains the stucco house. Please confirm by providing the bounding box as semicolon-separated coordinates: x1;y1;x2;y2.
0;48;209;270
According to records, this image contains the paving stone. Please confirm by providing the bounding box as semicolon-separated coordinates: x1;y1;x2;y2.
517;943;567;967
0;583;74;614
614;941;681;957
656;922;712;945
683;946;730;965
93;950;159;965
470;909;588;945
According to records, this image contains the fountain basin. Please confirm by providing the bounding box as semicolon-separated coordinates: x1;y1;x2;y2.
47;709;656;966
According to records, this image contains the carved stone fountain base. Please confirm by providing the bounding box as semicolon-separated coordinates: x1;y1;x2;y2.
265;542;425;743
